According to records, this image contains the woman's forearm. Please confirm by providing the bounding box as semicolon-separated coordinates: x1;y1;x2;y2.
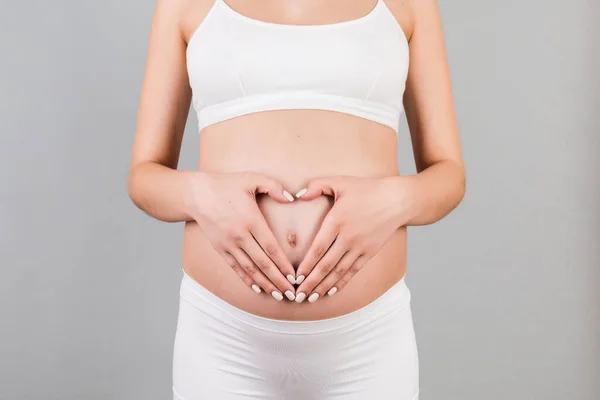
393;160;466;227
128;161;200;223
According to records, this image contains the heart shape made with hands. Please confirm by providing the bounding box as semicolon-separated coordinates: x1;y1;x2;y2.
255;191;334;268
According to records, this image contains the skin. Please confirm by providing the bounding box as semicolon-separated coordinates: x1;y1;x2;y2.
128;0;465;320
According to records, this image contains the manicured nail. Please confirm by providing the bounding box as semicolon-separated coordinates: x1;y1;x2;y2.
285;290;295;301
327;287;337;296
251;284;261;294
286;275;296;285
295;292;306;303
296;275;305;285
283;191;295;202
308;293;320;303
272;291;284;301
295;188;308;198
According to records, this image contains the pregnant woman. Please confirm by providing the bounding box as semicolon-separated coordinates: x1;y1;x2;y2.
128;0;465;398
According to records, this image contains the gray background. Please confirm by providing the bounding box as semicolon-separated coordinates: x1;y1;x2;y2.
1;0;598;399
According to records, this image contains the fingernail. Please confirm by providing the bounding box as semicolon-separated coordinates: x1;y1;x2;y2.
272;291;284;301
295;188;307;198
296;275;305;285
285;290;295;301
295;292;306;303
308;293;320;303
286;274;296;285
327;287;337;296
283;191;295;202
251;284;261;294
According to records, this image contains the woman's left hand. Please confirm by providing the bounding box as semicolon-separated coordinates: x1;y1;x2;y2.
293;175;414;303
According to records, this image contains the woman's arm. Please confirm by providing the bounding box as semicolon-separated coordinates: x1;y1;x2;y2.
127;0;297;299
292;0;466;301
127;0;194;223
399;0;466;226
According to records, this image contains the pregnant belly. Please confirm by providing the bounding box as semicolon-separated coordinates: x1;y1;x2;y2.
181;110;407;320
181;190;407;321
256;194;334;267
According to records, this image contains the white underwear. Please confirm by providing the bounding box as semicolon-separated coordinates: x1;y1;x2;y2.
173;271;419;400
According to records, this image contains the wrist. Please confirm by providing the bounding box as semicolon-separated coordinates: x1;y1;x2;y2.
182;171;212;221
383;175;422;228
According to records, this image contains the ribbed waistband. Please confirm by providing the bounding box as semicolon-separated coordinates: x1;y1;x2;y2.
195;92;401;134
179;269;411;335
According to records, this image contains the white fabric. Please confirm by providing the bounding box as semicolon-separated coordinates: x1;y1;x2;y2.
173;270;419;399
186;0;410;134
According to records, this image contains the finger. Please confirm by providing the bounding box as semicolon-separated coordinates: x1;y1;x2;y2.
311;251;361;298
241;238;296;301
295;215;339;285
250;219;297;285
329;254;370;294
295;240;348;303
221;251;260;294
251;173;295;203
229;247;285;301
295;177;337;201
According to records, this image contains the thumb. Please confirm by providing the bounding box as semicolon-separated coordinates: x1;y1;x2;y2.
252;174;295;204
295;177;339;201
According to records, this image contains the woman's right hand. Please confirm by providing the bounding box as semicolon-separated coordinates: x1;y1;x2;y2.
186;171;297;301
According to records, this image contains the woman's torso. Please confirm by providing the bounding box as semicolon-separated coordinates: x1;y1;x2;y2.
180;0;414;320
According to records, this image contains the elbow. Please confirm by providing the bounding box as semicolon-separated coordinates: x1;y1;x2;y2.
456;160;466;196
431;158;467;211
127;173;136;206
451;159;467;208
127;163;144;210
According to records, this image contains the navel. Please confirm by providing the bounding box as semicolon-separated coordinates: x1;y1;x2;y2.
286;231;297;248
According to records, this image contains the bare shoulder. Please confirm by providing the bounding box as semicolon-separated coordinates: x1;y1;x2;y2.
383;0;415;42
179;0;217;44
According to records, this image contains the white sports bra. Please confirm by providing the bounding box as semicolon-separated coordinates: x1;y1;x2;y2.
186;0;409;134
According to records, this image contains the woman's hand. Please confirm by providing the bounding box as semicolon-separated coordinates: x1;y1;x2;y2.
187;171;298;301
293;176;414;303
